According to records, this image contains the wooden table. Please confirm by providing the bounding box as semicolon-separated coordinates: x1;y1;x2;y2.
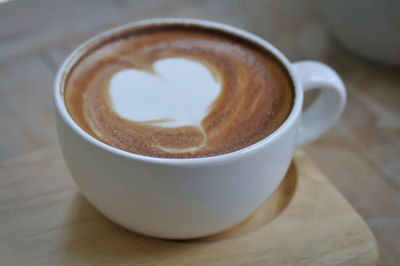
0;0;399;264
0;147;379;265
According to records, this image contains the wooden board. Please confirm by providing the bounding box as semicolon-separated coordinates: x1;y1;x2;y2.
0;146;379;265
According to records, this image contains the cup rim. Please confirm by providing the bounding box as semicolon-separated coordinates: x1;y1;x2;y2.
54;18;303;166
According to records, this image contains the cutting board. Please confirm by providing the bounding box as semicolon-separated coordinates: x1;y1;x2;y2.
0;146;379;265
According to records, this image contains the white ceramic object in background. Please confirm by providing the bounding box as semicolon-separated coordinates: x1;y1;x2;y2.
54;19;346;239
323;0;400;67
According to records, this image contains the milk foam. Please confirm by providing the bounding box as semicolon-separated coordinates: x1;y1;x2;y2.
109;58;221;128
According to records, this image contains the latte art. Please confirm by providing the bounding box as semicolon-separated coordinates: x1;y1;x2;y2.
109;58;221;128
64;25;294;158
109;57;221;152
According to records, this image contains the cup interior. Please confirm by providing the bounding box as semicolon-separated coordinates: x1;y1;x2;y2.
54;18;303;164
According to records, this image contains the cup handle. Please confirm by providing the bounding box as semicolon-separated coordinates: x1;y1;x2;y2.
292;61;347;147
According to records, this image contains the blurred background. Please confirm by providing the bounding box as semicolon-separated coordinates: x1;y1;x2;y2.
0;0;399;264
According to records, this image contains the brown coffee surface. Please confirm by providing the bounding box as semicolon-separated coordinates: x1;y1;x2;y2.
64;24;294;158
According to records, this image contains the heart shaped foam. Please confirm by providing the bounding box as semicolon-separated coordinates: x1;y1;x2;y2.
109;58;221;129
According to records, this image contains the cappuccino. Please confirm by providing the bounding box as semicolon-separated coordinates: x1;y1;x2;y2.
64;24;294;158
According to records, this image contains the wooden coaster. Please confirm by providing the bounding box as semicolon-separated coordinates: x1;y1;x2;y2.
0;147;378;265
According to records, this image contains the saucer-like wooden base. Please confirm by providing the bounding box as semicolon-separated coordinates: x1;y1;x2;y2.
0;147;378;265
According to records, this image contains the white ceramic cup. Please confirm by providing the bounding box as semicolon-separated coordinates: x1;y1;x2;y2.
54;18;346;239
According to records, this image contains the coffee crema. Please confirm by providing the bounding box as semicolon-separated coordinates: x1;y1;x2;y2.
64;24;294;158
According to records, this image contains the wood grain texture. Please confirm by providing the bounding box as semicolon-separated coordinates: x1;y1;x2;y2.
0;0;399;264
0;0;192;63
0;146;378;265
0;55;56;159
305;46;400;265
